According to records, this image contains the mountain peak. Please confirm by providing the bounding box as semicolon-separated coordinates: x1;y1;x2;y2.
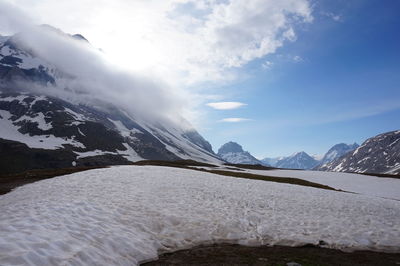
217;141;263;165
275;151;319;170
217;141;244;155
290;151;308;157
316;142;360;167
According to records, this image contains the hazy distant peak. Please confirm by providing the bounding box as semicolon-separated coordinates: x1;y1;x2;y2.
270;151;319;170
290;151;307;157
217;141;244;155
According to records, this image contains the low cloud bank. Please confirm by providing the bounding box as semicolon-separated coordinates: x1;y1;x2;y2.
0;1;185;127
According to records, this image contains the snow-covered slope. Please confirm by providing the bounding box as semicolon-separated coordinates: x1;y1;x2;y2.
315;143;359;168
0;91;220;173
0;166;399;265
318;130;400;174
274;151;319;170
217;141;263;165
0;27;221;173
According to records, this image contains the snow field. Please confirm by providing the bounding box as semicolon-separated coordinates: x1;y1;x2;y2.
0;166;399;265
239;169;400;200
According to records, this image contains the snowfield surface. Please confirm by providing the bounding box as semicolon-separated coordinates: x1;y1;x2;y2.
238;169;400;201
1;166;400;265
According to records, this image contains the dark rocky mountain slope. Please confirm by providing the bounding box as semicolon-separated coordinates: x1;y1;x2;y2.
318;130;400;174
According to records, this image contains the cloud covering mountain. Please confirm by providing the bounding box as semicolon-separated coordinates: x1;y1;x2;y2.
1;0;312;85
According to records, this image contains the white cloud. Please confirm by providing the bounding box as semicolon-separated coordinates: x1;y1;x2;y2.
207;101;247;110
322;12;342;22
293;55;303;62
5;0;313;86
262;60;273;69
219;118;252;123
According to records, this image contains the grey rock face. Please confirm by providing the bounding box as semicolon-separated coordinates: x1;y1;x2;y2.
318;131;400;174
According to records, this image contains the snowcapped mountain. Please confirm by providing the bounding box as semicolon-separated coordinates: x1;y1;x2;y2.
316;143;359;167
0;27;221;173
217;141;263;165
273;151;320;170
318;130;400;174
260;157;283;166
263;144;358;170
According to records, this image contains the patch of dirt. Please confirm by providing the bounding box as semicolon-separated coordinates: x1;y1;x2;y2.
224;163;277;170
132;160;218;168
142;244;400;266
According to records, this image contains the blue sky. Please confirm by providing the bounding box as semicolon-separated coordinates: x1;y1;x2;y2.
199;0;400;158
2;0;399;159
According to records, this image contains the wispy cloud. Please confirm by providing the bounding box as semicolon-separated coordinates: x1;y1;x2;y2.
293;55;303;62
207;102;247;110
219;118;252;123
321;12;342;22
262;60;274;69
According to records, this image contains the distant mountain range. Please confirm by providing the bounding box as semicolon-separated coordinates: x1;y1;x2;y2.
316;130;400;175
219;141;362;170
227;132;399;175
261;143;359;170
217;141;263;165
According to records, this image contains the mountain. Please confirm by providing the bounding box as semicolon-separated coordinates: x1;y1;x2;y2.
0;27;221;174
311;154;323;161
217;141;263;165
274;151;320;170
318;130;400;174
263;144;358;170
260;157;283;167
317;143;359;167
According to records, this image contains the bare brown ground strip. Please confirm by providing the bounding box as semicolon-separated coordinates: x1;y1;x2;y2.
142;244;400;266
